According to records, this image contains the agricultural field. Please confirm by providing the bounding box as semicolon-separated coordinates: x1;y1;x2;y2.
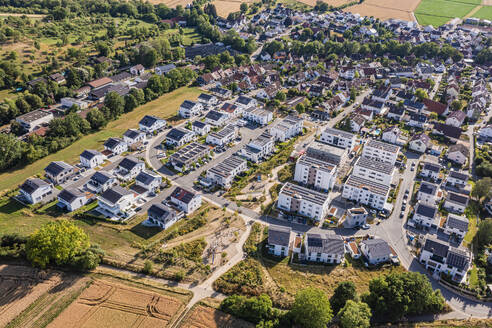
48;279;185;328
179;304;254;328
472;6;492;19
415;0;481;26
212;0;257;17
0;86;201;193
343;0;420;21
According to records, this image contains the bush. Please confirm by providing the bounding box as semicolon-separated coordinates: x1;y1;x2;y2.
213;258;264;296
220;294;275;324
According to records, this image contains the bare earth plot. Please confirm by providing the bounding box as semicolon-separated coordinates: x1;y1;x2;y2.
48;280;185;328
212;0;257;17
180;304;254;328
344;0;421;22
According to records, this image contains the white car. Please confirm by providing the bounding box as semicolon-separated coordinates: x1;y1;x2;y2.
362;224;370;230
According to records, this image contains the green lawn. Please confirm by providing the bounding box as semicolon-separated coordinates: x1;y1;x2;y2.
0;86;201;193
415;0;479;26
463;215;478;247
472;6;492;20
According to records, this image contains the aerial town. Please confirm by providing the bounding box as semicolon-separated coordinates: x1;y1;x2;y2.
0;0;491;327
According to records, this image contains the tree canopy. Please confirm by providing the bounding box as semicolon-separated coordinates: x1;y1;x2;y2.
330;281;357;315
290;287;333;328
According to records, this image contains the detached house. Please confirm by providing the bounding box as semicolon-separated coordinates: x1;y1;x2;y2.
170;187;202;214
166;128;195;147
191;121;211;136
80;150;105;168
409;133;431;153
97;186;136;219
130;64;145;76
86;171;116;194
57;188;89;212
147;204;180;230
421;162;441;181
412;202;438;228
205;110;229;127
447;171;468;188
344;207;368;228
267;225;293;257
19;178;53;204
445;111;466;128
433;123;462;143
444;214;469;239
139;115;166;134
123;129;146;146
446;144;468;165
44;161;75;185
104;137;128;155
133;170;162;196
305;234;345;264
417;182;440;205
444;192;469;214
382;126;401;145
360;238;394;265
197;93;218;107
115;156;145;181
179;100;203;118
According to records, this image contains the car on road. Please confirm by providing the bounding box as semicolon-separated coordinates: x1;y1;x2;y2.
400;212;404;219
405;189;409;194
362;224;370;230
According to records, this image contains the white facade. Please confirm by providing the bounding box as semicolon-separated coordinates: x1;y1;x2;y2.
319;127;356;151
294;155;336;191
242;107;273;125
412;202;438;228
97;187;136;218
19;178;53;204
80;150;105;168
206;156;247;188
344;207;368;228
104;138;128;155
269;116;303;142
277;183;330;221
179;101;203;118
362;140;399;165
342;175;389;210
352;156;394;185
360;239;393;265
170;187;202;214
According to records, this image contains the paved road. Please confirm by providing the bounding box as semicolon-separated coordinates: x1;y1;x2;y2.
141;88;492;319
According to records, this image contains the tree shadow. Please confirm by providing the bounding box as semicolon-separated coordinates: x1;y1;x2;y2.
130;222;162;240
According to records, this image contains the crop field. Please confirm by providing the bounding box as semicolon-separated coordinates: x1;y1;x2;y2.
48;279;185;328
180;304;254;328
415;0;482;26
472;5;492;19
212;0;257;17
344;0;421;21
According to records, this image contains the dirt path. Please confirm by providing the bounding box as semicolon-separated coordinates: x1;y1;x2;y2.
0;13;46;18
464;5;483;18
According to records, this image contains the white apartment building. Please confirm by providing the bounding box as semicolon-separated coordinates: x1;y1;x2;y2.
277;182;331;221
362;139;400;165
238;133;275;163
352;156;394;185
242;107;273;125
305;233;345;264
294;154;337;191
269;116;303;142
319;127;356;151
206;124;238;146
342;175;389;210
206;155;247;188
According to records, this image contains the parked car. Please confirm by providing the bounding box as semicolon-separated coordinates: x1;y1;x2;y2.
362;224;370;230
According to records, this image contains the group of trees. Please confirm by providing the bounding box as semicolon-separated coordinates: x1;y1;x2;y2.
221;272;444;328
0;67;195;173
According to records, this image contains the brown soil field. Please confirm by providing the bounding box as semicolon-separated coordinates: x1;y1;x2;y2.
297;0;351;7
344;1;416;22
212;0;257;17
180;305;254;328
0;264;63;327
147;0;194;7
48;280;185;328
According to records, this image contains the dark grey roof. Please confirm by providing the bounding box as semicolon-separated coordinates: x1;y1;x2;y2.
58;188;84;203
388;105;405;115
268;225;291;247
198;93;214;102
135;171;159;185
192;121;207;129
447;248;470;270
124;129;143;139
423;237;449;258
416;203;437;218
110;71;132;82
156;64;176;74
167;128;191;141
423;162;441;173
419;182;437;196
20;178;51;194
236;95;254;106
205;110;226;122
434;123;462;139
104;137;124;149
148;203;176;222
171;186;196;204
449;170;468;181
118;156;143;171
90;171;114;184
100;185;132;204
446;192;469;205
180;100;197;110
45;161;73;176
446;214;469;232
139;115;163;128
307;233;345;255
410;113;427;123
80;149;101;160
361;238;392;258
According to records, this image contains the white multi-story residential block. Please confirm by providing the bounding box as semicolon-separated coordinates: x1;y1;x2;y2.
420;236;471;283
80;150;105;168
352;156;394;185
412;202;438;228
267;225;292;257
242;107;273;125
206;155;247;189
238;133;275;163
305;233;345;264
294;155;337;191
277;182;331;221
319;127;356;151
342;175;389;210
306;141;348;166
362;139;399;165
269;116;303;142
206;124;238;146
170;187;202;214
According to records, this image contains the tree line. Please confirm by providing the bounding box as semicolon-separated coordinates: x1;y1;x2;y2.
0;66;196;172
220;273;445;328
